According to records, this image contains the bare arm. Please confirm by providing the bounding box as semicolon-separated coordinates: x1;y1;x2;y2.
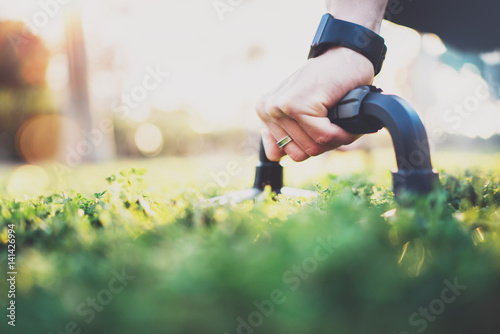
326;0;388;32
256;0;388;162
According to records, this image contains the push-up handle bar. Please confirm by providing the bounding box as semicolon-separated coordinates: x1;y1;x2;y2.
253;86;439;198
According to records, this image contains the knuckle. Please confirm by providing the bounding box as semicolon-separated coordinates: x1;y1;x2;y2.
315;134;334;146
288;150;308;162
268;105;284;119
304;145;323;157
256;99;268;119
278;99;299;119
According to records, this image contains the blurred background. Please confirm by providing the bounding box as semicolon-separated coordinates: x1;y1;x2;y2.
0;0;499;196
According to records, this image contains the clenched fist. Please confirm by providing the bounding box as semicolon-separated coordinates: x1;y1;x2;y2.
256;47;374;162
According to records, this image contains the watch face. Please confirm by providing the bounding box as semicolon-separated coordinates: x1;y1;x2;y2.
311;14;331;46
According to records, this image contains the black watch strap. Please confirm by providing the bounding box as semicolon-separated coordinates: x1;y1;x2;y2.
308;14;387;75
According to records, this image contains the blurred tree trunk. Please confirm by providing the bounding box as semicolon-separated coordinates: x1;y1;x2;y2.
62;10;115;165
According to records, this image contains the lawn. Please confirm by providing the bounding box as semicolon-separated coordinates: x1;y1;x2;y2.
1;150;500;334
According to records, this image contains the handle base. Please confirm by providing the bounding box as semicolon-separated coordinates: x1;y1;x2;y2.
392;169;440;197
253;162;283;193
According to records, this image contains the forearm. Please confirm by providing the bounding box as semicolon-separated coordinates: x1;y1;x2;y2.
326;0;388;32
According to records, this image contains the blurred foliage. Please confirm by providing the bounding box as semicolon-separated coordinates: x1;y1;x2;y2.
1;169;500;333
114;109;257;157
0;20;56;161
0;21;50;88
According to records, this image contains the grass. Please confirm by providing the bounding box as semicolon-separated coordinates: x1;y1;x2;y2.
0;150;500;334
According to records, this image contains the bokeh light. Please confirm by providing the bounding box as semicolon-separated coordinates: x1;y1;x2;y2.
421;33;447;56
46;54;69;92
16;115;61;162
15;115;81;163
7;165;49;197
134;123;163;157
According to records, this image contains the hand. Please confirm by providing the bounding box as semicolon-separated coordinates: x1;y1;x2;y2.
256;47;374;162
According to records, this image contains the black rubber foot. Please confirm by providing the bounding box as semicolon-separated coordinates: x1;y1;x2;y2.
253;162;283;193
392;169;440;197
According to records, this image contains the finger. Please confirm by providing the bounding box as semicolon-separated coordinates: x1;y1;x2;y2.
266;122;309;162
261;127;286;161
275;115;340;157
275;98;361;147
295;112;361;146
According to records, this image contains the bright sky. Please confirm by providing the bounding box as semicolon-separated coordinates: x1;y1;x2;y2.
1;0;498;139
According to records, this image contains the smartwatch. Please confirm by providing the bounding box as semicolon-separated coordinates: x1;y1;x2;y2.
308;14;387;75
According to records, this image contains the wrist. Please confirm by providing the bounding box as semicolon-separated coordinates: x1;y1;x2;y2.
308;14;387;75
326;1;387;33
322;47;375;78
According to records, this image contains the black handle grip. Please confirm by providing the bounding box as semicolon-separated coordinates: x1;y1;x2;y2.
328;85;383;134
327;85;439;196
